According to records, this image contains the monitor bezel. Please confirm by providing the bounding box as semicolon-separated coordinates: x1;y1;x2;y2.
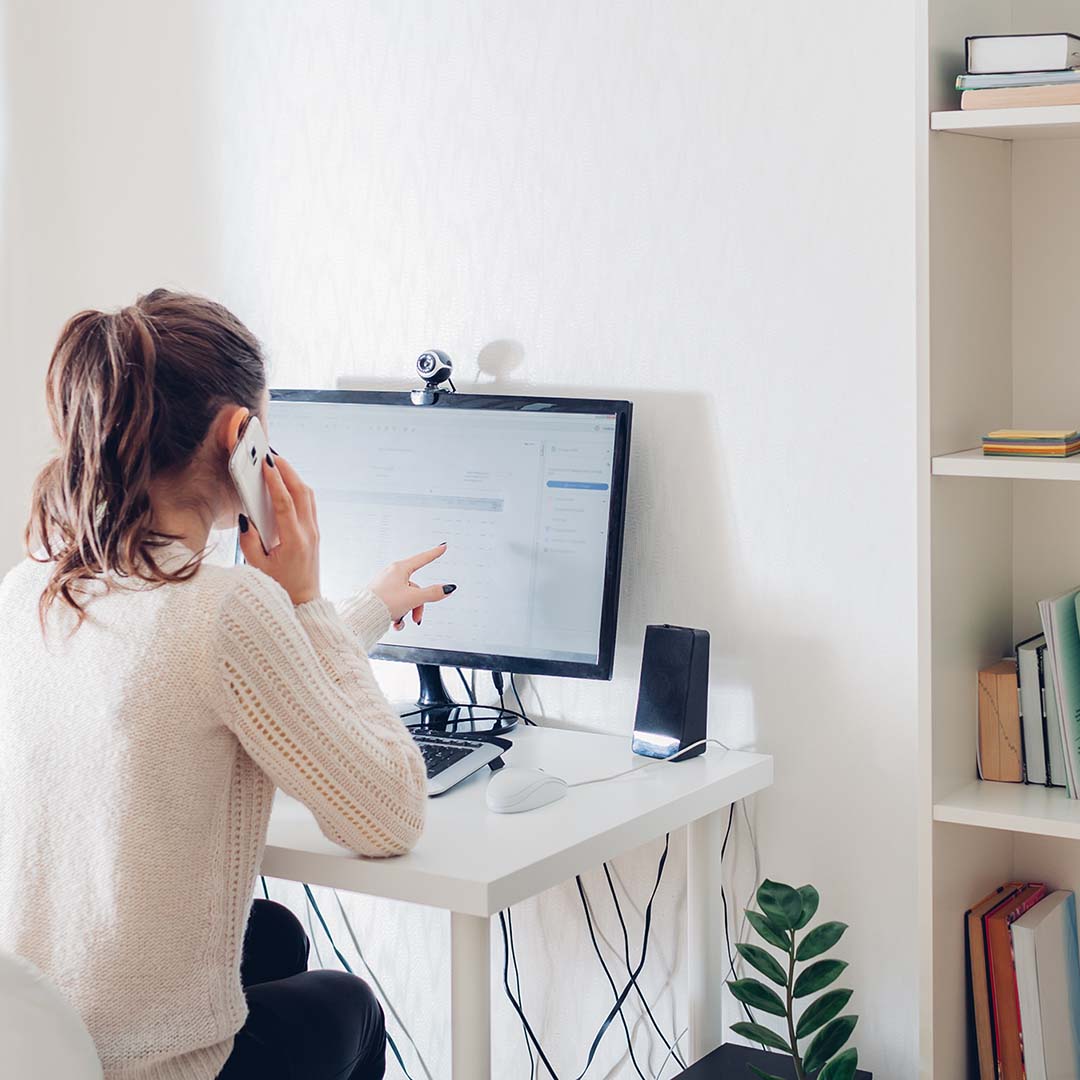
269;388;633;681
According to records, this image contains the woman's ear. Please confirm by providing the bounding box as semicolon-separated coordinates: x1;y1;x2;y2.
217;405;250;454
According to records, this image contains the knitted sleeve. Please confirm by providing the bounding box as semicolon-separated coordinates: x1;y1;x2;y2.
213;569;426;857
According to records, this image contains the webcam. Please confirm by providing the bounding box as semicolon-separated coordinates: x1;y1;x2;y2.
411;349;454;405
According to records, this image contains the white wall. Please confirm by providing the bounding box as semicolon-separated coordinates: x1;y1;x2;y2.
1;1;920;1077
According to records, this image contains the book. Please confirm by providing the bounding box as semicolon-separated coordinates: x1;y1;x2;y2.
967;883;1025;1080
958;69;1080;90
977;660;1023;783
986;883;1050;1080
1011;890;1080;1080
1018;635;1048;784
1038;642;1070;790
962;84;1080;109
966;33;1080;75
1039;589;1080;796
982;429;1080;457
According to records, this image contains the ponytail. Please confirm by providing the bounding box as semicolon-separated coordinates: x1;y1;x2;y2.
27;289;266;627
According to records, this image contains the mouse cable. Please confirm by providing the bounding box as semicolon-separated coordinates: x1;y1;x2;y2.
575;876;649;1080
566;739;731;790
506;907;535;1079
510;673;536;725
259;875;269;900
331;890;436;1080
301;884;419;1080
498;910;562;1079
601;863;686;1071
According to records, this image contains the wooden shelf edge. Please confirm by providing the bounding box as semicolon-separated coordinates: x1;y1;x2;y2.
931;105;1080;141
934;781;1080;841
931;447;1080;481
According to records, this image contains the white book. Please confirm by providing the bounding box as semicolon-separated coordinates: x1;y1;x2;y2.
1019;635;1048;785
967;33;1080;74
1040;643;1071;791
1011;890;1080;1080
1038;590;1080;798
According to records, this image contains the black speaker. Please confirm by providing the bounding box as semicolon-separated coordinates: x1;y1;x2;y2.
632;624;710;759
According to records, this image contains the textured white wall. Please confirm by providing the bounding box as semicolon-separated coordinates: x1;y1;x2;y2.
1;1;919;1077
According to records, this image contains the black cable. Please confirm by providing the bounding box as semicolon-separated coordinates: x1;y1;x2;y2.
721;804;755;1026
510;673;535;726
575;875;649;1080
402;702;525;735
506;908;535;1078
455;667;476;728
259;875;270;900
499;836;673;1080
302;885;417;1080
498;911;561;1079
602;863;686;1070
573;833;670;1080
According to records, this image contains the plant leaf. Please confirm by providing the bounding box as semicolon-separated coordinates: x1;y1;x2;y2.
730;1021;791;1053
796;921;849;962
737;942;788;986
748;1067;786;1080
727;978;787;1017
803;1016;858;1075
794;884;820;930
747;910;792;952
795;988;853;1039
819;1047;859;1080
757;879;803;930
793;959;848;999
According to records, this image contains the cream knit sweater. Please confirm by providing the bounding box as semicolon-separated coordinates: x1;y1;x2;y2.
0;546;427;1080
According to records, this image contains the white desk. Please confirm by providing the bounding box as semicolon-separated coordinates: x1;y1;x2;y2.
262;727;773;1079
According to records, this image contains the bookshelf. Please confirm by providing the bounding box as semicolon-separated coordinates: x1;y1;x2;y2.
931;448;1080;480
921;2;1080;1075
931;104;1080;140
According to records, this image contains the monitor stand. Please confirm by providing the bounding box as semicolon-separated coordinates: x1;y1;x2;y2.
408;663;518;735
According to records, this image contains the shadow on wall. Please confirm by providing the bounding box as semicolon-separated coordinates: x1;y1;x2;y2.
337;349;768;747
0;2;221;569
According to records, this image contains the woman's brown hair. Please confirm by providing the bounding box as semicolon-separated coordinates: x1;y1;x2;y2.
26;289;267;625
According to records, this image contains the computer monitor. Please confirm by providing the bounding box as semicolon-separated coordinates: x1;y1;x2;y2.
268;389;632;717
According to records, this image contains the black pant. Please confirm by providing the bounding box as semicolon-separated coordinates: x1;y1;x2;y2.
217;899;386;1080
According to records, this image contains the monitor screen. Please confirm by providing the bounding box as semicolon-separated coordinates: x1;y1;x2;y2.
268;390;632;679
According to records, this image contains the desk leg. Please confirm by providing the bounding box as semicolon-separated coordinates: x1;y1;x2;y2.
451;911;491;1080
687;813;726;1062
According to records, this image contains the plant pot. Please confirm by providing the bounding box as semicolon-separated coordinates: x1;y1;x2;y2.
673;1044;872;1079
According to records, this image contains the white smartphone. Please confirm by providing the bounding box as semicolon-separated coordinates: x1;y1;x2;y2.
228;414;280;554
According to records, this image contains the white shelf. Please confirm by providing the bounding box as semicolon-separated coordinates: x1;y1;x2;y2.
931;447;1080;480
935;781;1080;840
932;105;1080;141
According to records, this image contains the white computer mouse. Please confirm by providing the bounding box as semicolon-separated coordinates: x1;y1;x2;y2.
486;767;568;814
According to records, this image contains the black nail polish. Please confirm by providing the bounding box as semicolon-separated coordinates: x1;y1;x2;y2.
238;514;249;533
265;453;275;468
443;584;457;594
269;446;279;455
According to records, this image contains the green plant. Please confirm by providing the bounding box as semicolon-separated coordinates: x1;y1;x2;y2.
726;879;858;1080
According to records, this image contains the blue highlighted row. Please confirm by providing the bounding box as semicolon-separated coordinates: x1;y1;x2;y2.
546;480;609;491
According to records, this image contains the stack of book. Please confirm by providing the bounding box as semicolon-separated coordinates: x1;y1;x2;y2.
977;640;1069;790
1037;587;1080;798
966;884;1080;1080
959;33;1080;110
981;429;1080;457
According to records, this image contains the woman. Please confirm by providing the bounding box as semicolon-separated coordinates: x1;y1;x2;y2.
0;289;454;1079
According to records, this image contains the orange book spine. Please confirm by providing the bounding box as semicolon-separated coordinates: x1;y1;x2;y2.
985;884;1048;1079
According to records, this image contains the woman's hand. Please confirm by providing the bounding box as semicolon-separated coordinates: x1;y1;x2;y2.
368;543;457;630
238;454;321;606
